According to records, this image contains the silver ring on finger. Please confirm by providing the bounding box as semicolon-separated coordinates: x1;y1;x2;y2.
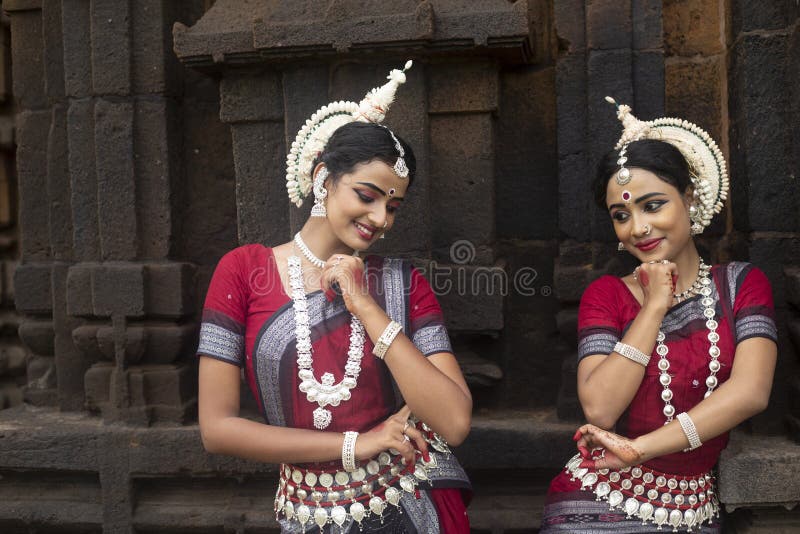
402;421;410;433
403;434;410;442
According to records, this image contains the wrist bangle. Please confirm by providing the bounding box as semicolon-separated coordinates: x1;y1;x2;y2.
677;412;702;451
613;341;651;367
373;320;403;360
342;431;359;472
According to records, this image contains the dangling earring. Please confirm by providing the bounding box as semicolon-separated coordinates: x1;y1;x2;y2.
310;167;328;218
688;204;702;235
618;242;625;251
380;221;388;239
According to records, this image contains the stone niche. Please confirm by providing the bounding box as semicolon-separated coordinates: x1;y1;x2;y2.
174;0;553;392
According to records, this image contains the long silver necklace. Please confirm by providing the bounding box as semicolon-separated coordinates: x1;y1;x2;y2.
656;260;720;423
289;234;366;430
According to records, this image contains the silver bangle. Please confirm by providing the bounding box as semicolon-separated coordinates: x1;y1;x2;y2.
373;320;403;360
677;412;702;451
342;431;359;472
613;341;651;367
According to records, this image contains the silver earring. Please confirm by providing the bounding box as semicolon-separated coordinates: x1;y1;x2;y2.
643;224;652;235
310;167;328;218
618;242;625;251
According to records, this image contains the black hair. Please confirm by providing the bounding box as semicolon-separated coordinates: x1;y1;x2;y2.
594;139;692;208
313;121;416;187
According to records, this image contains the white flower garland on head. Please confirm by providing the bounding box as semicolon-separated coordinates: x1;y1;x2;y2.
285;61;413;207
605;97;729;235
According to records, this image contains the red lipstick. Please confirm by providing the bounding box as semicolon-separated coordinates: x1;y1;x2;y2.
635;238;663;251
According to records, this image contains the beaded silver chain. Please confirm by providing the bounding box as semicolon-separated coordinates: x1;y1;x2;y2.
656;260;720;423
288;236;366;429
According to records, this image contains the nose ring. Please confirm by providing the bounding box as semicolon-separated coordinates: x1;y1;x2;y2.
643;224;652;235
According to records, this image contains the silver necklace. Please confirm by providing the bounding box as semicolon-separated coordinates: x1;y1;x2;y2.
674;260;710;301
294;232;326;268
288;255;366;429
656;260;720;423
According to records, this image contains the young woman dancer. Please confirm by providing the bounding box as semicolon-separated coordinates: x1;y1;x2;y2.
540;99;777;532
197;63;472;533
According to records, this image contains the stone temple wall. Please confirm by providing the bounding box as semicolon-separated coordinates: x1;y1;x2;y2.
0;0;798;532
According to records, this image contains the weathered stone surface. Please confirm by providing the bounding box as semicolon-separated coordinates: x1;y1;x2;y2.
90;0;131;95
747;239;800;306
66;263;94;317
174;0;534;66
496;66;557;240
730;0;799;34
556;53;587;158
16;110;51;260
429;113;494;264
41;0;65;101
18;319;54;356
134;98;177;259
554;0;585;52
230;121;289;247
145;263;195;319
9;9;45;110
632;0;663;50
666;56;724;144
632;50;665;121
52;263;87;411
719;432;800;508
14;263;52;314
220;71;283;123
558;153;591;242
91;264;145;318
94;100;137;260
664;0;724;56
47;103;74;260
61;0;93;98
729;33;798;233
429;62;498;113
132;0;180;95
84;362;112;414
586;0;631;50
67;100;100;261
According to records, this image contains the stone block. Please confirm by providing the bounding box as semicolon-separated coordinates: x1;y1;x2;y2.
556;53;587;158
417;261;504;332
731;0;799;34
134;98;177;259
141;324;199;364
41;0;65;101
9;9;45;110
554;262;592;304
66;263;95;316
126;364;196;424
729;34;797;232
132;0;179;95
1;259;17;305
554;0;585;52
428;62;498;113
718;432;800;508
26;354;56;389
632;0;662;50
91;263;145;318
747;239;800;306
90;0;131;95
48;104;74;260
145;263;195;318
557;153;591;241
220;71;283;123
14;263;52;314
52;262;89;411
230;121;289;247
496;66;557;240
727;507;800;533
664;0;724;57
94;100;137;260
557;350;583;421
67;100;99;261
61;0;93;98
632;50;665;120
84;361;112;414
587;49;633;165
16;110;51;260
786;267;800;310
18;319;54;356
96;325;147;364
586;0;631;50
72;324;105;361
429;113;494;264
666;57;724;142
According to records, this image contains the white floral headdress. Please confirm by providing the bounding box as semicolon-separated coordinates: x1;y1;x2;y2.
285;61;413;207
605;97;729;235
